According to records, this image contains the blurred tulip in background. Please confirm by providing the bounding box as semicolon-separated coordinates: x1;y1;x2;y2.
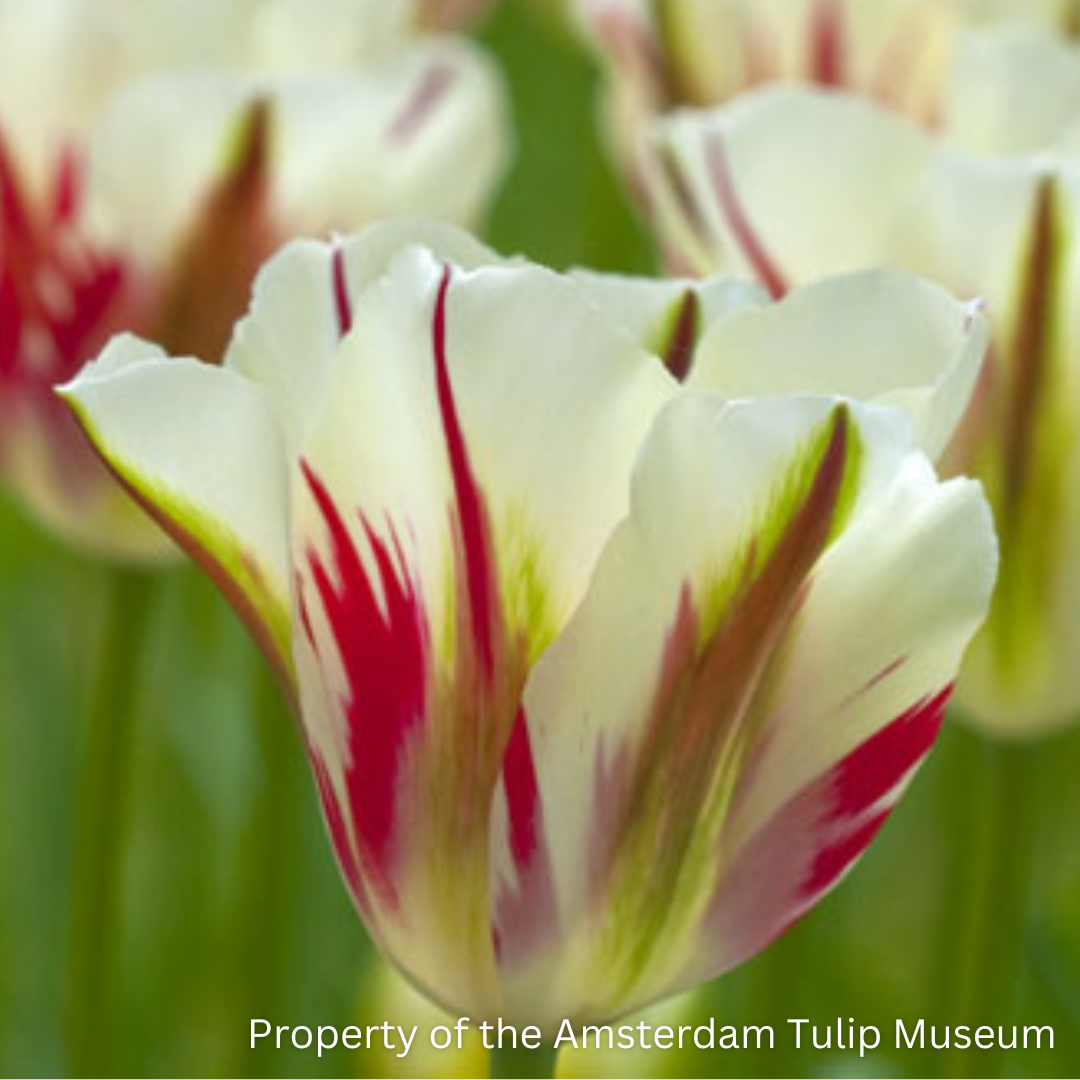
643;71;1080;738
0;0;507;559
578;0;1077;182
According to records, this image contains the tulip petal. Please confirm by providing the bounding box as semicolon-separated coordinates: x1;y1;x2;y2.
946;27;1080;157
58;336;292;683
951;170;1080;733
271;40;509;234
654;0;957;113
88;71;257;266
513;394;994;1021
646;86;931;281
694;435;995;981
688;268;988;459
647;85;1050;321
225;220;507;455
569;269;765;380
290;244;674;1013
87;39;507;267
250;0;415;70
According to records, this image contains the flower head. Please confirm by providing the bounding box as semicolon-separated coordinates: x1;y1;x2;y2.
644;68;1080;736
578;0;1075;182
0;0;508;559
60;220;995;1026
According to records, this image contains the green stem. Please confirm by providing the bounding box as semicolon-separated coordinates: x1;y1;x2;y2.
226;653;300;1078
490;1041;558;1079
940;737;1032;1079
1028;921;1080;1040
65;567;157;1078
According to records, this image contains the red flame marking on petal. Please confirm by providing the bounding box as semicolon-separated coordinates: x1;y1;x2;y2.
301;462;429;906
432;264;499;679
503;706;541;866
331;239;353;337
809;0;846;88
493;705;559;970
802;808;889;896
700;686;948;976
0;126;133;483
387;60;457;145
704;130;788;299
831;685;950;823
797;685;950;900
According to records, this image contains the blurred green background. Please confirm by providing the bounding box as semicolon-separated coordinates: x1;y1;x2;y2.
2;3;1080;1077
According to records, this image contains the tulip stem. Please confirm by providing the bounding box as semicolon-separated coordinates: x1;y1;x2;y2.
941;736;1032;1079
490;1041;558;1078
227;651;301;1077
66;567;157;1078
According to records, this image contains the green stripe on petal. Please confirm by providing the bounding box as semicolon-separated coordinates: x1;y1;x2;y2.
594;405;858;1008
976;176;1073;689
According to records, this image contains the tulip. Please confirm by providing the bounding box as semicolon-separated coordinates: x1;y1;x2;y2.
644;77;1080;739
60;220;995;1050
577;0;1074;183
0;0;508;559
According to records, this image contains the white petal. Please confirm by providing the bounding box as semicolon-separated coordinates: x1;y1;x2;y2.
570;267;766;366
250;0;416;71
58;335;292;678
647;87;931;282
223;222;508;453
946;28;1080;157
689;268;989;459
86;71;256;264
0;0;130;190
271;40;509;235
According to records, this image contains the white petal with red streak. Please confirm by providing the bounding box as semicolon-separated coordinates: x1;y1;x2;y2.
694;431;996;983
291;243;675;1009
647;87;931;280
511;393;994;1017
271;40;509;235
225;221;508;453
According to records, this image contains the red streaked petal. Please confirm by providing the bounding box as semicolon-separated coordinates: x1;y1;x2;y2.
705;130;788;299
387;60;457;145
701;685;949;974
492;708;558;970
433;263;500;680
830;685;949;823
300;462;430;907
